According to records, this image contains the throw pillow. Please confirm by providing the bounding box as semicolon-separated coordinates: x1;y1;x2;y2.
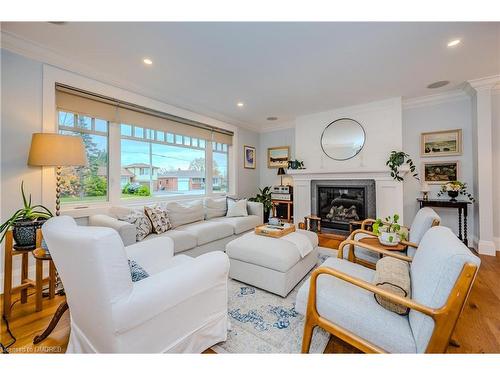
144;205;172;234
204;197;227;219
119;210;152;241
226;197;248;217
373;257;411;315
161;200;204;228
128;260;149;282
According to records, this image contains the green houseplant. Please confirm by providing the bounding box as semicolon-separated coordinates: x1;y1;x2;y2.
0;181;53;247
372;213;408;246
386;151;419;182
249;186;273;221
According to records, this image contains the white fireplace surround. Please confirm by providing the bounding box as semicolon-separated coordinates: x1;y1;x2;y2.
289;169;405;226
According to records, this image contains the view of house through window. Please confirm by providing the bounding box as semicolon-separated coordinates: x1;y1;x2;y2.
58;111;109;203
120;124;227;198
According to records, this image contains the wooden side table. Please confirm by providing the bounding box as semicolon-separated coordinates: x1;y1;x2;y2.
32;247;57;312
271;199;294;223
2;230;37;319
358;236;407;253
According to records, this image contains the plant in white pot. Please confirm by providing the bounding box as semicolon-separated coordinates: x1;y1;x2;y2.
372;214;407;246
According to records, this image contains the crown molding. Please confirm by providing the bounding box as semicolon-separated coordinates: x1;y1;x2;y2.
402;88;469;110
0;29;260;133
259;121;295;133
468;74;500;90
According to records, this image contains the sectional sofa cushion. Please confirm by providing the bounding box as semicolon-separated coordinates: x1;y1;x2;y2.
204;197;227;219
212;215;261;234
295;257;417;353
145;230;198;254
161;200;204;228
226;198;248;217
176;221;234;246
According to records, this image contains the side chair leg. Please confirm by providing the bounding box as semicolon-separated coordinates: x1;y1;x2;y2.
301;319;315;353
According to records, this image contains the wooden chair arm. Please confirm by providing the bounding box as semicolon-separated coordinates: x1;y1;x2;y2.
400;240;418;249
338;239;413;263
309;266;436;317
349;228;376;239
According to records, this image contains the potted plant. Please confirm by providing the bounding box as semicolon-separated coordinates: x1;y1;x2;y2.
0;182;53;248
386;151;419;182
249;186;273;221
372;214;407;246
437;180;475;202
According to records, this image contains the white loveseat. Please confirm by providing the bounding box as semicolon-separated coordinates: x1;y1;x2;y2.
89;197;263;257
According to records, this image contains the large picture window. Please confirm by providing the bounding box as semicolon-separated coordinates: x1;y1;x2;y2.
57;111;109;203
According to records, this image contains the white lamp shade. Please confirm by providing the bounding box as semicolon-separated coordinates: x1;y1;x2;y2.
420;182;430;192
28;133;87;167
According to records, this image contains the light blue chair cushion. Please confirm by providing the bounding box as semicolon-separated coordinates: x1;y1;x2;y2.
409;226;480;352
407;207;441;257
295;257;417;353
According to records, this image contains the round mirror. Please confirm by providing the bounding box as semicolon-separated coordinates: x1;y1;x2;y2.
320;118;366;161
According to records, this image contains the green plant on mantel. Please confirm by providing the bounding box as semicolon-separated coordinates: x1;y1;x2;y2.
386;151;419;182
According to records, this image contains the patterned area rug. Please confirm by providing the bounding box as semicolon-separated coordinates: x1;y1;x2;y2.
212;249;336;353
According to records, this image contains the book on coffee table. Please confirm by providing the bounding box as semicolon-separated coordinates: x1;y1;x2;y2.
254;223;296;238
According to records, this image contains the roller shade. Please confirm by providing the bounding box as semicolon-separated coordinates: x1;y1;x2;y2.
56;85;233;144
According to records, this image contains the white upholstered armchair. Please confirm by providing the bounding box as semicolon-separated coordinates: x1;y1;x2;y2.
42;216;230;353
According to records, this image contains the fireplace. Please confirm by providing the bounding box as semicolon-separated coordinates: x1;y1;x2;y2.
311;180;376;233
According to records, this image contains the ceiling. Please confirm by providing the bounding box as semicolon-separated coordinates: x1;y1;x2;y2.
2;22;499;131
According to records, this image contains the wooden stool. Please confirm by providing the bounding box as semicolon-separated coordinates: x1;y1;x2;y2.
2;230;37;319
32;247;57;312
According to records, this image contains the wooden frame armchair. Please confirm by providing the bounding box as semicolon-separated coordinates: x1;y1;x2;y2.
298;226;480;353
344;208;441;268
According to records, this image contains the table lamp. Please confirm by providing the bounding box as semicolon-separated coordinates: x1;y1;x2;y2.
421;182;430;201
277;167;286;186
28;133;87;216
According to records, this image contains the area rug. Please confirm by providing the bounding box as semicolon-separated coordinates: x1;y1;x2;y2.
212;249;335;353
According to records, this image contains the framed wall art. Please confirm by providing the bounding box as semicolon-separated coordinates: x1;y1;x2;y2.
267;146;290;168
421;129;462;157
422;161;460;184
243;145;256;169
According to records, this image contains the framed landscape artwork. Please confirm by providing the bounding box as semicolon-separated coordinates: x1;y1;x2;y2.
421;129;462;157
423;161;460;184
267;146;290;168
243;145;256;169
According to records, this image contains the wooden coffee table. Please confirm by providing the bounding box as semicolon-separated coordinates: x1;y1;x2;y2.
358;236;407;252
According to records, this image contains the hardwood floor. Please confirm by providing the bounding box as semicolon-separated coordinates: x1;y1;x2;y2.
2;253;499;354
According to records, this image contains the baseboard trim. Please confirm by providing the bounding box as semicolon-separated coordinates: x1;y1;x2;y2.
478;240;497;256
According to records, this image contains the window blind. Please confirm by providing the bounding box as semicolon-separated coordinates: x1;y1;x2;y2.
55;84;233;145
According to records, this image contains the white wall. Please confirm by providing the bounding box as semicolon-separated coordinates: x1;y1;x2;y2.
295;98;403;174
492;90;500;249
259;128;295;188
236;127;260;198
402;96;476;243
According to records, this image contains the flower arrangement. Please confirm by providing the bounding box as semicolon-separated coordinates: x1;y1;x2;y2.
372;214;408;245
437;180;475;202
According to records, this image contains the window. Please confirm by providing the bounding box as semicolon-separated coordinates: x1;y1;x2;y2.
58;111;109;204
213;142;229;192
120;124;208;198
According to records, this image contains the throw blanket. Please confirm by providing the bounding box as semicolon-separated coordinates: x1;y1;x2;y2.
281;232;313;258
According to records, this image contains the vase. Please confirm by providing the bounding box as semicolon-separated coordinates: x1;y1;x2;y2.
12;219;46;249
379;231;401;246
447;190;459;202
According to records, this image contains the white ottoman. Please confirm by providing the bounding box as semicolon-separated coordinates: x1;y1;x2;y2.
225;229;319;297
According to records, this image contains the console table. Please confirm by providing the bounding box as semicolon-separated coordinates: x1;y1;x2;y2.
417;198;471;246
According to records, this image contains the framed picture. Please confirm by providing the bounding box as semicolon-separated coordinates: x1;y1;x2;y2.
267;146;290;168
421;129;462;157
422;161;460;184
243;145;256;169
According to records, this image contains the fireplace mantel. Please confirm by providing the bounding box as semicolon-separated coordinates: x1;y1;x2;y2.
290;169;405;226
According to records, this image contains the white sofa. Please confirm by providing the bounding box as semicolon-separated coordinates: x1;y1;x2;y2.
43;216;230;353
89;197;264;257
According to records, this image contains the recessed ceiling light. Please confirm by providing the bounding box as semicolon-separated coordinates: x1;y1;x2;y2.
266;116;278;121
427;80;450;89
447;39;461;47
143;58;153;65
237;102;244;107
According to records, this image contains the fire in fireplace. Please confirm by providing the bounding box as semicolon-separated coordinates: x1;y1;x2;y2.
311;180;376;233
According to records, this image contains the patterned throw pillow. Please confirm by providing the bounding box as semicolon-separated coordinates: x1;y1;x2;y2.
128;260;149;282
119;210;152;242
144;205;172;234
